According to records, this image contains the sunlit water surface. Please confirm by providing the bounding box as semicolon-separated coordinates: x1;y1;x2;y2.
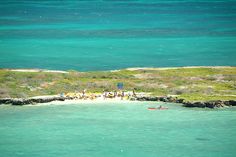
0;102;235;157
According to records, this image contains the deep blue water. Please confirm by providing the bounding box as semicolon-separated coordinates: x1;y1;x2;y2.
0;0;236;71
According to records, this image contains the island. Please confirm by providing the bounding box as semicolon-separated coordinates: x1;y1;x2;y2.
0;66;235;108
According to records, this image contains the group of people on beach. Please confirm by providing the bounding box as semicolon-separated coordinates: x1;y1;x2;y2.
60;89;137;100
103;89;137;100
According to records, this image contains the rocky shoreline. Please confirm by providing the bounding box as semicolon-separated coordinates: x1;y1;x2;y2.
0;96;69;105
182;100;236;108
0;95;236;108
133;96;236;108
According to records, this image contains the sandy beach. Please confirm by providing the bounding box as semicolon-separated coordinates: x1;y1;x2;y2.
125;66;235;71
3;66;234;73
7;69;68;73
30;97;135;106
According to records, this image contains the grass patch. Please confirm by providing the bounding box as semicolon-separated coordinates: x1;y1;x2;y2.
0;67;235;101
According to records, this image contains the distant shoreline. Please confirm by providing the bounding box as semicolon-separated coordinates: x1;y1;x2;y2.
125;66;235;71
5;69;68;73
2;66;235;73
0;66;235;108
0;94;235;109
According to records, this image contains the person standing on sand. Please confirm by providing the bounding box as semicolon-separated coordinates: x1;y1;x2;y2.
82;89;86;98
132;89;136;97
121;91;125;100
114;90;117;98
103;90;107;100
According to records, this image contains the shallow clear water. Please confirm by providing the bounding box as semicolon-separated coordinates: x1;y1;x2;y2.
0;102;235;157
0;0;236;71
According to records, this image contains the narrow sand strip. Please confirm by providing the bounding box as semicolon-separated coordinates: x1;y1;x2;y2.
28;98;136;106
3;66;235;73
7;69;68;73
125;66;234;71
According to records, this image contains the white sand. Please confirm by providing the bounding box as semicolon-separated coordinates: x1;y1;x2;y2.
30;97;135;106
125;66;234;71
7;69;68;73
3;66;234;74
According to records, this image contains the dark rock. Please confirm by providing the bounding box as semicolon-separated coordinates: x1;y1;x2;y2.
11;98;25;105
228;100;236;106
0;98;12;105
204;101;215;108
136;96;147;101
135;96;157;101
159;97;168;102
183;101;194;107
204;100;224;108
224;100;236;106
183;100;226;108
135;96;234;109
183;101;206;108
215;100;225;108
176;98;184;103
224;101;230;106
0;96;67;106
194;102;206;108
147;96;158;101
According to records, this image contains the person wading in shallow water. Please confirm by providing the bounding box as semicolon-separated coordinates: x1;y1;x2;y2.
157;105;168;110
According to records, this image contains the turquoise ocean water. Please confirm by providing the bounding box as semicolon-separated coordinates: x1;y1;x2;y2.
0;0;236;71
0;102;236;157
1;1;236;156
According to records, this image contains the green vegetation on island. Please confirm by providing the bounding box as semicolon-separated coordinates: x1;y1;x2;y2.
0;67;235;102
